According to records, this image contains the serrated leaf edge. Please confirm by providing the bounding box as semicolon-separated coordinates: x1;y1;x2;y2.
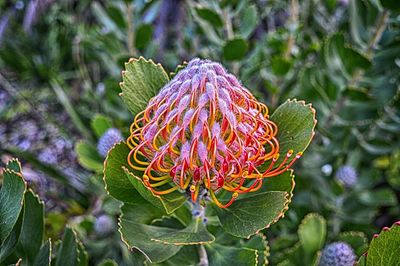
338;231;368;244
251;170;296;239
297;213;327;251
256;232;270;266
370;220;400;240
102;141;126;198
298;213;327;234
279;98;318;152
90;114;112;138
122;166;184;214
6;158;22;173
45;239;52;266
118;56;170;96
363;220;400;262
1;168;27;198
117;211;180;263
169;61;189;78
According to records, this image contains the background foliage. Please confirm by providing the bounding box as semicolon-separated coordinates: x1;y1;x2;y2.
1;0;399;265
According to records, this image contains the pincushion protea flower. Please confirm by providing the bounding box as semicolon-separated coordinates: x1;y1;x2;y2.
126;58;302;208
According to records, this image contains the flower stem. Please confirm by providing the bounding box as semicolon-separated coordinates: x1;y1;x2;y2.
284;0;299;59
126;2;136;56
198;245;209;266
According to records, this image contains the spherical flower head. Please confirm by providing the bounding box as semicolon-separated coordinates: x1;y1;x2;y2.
335;165;357;188
319;242;356;266
127;58;302;208
94;214;115;236
97;128;123;158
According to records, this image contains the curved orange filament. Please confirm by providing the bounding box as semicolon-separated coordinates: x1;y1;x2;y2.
210;191;238;208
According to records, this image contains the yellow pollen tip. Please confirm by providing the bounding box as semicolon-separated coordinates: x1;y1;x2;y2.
190;185;196;192
232;192;239;198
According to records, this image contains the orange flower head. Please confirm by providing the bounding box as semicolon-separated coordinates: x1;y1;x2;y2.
127;59;302;208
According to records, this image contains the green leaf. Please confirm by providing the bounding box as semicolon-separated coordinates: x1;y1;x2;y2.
91;2;123;38
358;188;397;206
98;259;118;266
17;190;44;264
271;57;293;76
223;38;249;61
56;228;79;266
263;169;295;194
103;142;147;205
358;254;367;266
135;24;153;50
151;218;215;245
243;233;270;266
5;158;22;173
170;61;188;79
270;99;317;165
298;213;327;256
153;246;199;266
206;244;258;266
124;167;186;214
77;241;88;266
381;0;400;11
75;141;104;173
214;191;289;238
120;202;165;224
274;242;303;266
195;7;223;28
0;211;23;263
33;240;52;266
323;34;371;81
349;0;368;48
50;81;92;141
337;231;368;256
343;87;373;101
119;218;181;263
217;170;295;237
91;114;112;138
240;5;258;38
120;57;169;116
366;223;400;266
172;205;193;227
0;169;26;244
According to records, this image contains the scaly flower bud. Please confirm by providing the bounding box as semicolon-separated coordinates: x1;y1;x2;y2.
127;58;302;208
97;128;123;158
94;214;115;237
319;242;356;266
335;165;357;188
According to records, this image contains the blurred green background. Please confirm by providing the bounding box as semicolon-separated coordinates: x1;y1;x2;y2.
0;0;399;265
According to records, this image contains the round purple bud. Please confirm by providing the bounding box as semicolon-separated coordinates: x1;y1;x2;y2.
94;214;115;236
97;128;123;157
335;166;357;188
319;242;356;266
